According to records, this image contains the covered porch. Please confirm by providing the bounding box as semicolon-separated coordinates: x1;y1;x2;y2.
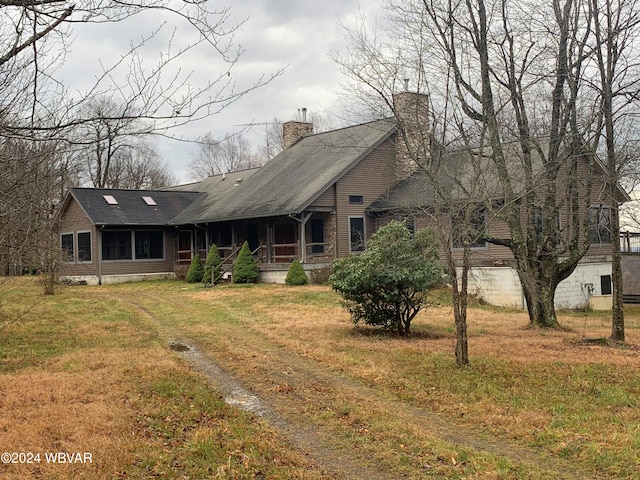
174;212;336;280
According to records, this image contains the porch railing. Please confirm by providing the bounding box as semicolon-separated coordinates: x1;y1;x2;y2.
621;231;640;254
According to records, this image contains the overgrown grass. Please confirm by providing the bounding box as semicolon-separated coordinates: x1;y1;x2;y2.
0;278;330;480
3;278;640;479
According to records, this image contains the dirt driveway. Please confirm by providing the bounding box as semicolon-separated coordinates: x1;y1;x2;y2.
123;292;600;480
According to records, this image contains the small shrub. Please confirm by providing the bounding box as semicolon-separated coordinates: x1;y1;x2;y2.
285;259;308;286
202;244;222;285
233;241;259;284
185;255;204;283
174;264;189;281
309;266;332;285
330;221;444;335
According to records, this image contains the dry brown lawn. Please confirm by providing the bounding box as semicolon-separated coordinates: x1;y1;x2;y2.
2;278;639;479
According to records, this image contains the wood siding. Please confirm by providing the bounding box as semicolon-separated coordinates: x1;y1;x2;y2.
309;185;336;208
59;199;99;277
374;151;616;266
335;137;397;256
59;197;177;278
99;228;177;276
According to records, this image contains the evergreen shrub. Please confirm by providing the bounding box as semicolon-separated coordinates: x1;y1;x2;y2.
285;259;308;286
233;241;259;284
202;244;222;285
185;255;204;283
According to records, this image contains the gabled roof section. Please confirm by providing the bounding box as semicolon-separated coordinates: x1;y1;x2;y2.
169;119;397;225
67;188;202;226
369;137;632;214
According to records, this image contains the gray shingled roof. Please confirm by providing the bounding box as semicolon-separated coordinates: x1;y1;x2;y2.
368;138;632;214
169;119;397;225
69;188;201;226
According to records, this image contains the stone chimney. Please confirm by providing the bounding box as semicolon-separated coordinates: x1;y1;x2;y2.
392;90;431;181
283;108;313;149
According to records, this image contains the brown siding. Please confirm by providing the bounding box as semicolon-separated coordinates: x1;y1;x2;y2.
59;198;99;277
309;185;336;208
100;228;177;276
58;197;178;277
335;137;397;256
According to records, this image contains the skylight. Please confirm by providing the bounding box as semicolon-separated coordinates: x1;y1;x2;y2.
142;196;157;206
103;195;118;205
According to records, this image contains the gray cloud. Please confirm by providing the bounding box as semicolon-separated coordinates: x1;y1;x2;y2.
55;0;383;181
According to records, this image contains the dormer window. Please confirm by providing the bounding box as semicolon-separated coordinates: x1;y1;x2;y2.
142;196;157;206
103;195;118;205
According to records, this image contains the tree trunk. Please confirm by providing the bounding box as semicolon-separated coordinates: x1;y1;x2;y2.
610;200;625;341
519;266;560;328
452;250;470;366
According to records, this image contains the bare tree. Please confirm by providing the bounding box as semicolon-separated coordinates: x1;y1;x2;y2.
72;97;153;187
1;2;282;141
335;0;634;331
0;1;281;293
0;138;69;277
588;0;640;341
255;112;339;161
187;132;256;180
334;17;477;364
120;142;176;189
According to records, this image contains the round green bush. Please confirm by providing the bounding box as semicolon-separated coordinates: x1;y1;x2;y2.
202;244;222;285
185;255;204;283
285;259;308;286
233;241;259;284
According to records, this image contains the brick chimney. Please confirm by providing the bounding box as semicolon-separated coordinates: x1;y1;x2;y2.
283;107;313;149
392;90;430;181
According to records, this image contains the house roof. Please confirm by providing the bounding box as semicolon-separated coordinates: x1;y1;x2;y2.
368;149;497;213
67;188;202;226
169;119;397;225
368;139;632;214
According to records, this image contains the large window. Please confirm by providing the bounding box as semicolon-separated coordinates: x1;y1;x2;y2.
77;232;92;262
135;231;164;259
349;217;366;253
61;233;74;261
589;205;611;244
310;218;325;254
452;206;487;249
103;230;164;261
102;231;132;260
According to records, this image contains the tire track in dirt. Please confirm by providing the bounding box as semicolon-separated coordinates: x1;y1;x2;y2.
128;299;392;480
125;297;598;480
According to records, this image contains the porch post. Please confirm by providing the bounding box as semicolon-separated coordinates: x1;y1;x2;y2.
266;220;272;264
292;212;313;263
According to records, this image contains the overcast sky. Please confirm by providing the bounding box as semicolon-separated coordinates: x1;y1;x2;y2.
58;0;384;183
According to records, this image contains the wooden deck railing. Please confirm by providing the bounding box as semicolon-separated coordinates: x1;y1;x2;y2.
621;231;640;254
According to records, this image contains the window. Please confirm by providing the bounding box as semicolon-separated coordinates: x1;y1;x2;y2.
589;205;611;244
533;206;561;241
61;233;74;261
103;230;164;260
397;215;416;236
349;217;366;253
349;195;363;204
310;218;325;254
135;231;164;259
142;196;157;206
103;195;118;205
452;206;487;249
77;232;92;262
601;275;612;295
102;231;132;260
